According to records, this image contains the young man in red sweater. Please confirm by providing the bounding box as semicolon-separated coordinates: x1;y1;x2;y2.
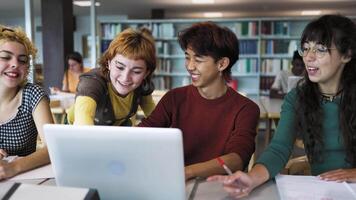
139;22;260;180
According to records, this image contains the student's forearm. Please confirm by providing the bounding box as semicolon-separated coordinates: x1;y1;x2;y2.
12;147;50;174
247;164;270;189
74;96;97;125
185;153;243;180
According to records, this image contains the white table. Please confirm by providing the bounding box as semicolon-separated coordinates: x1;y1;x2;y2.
1;164;279;200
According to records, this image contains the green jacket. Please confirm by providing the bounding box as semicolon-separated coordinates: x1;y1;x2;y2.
257;89;352;178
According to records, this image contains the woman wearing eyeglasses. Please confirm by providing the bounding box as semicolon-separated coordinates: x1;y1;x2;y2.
0;25;53;180
208;14;356;198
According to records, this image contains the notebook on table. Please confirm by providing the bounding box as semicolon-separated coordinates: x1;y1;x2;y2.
44;124;185;200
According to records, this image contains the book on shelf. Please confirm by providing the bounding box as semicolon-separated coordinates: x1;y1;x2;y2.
152;23;175;38
239;40;258;54
235;21;258;36
152;76;172;90
156;41;182;56
156;59;172;74
261;21;272;35
235;58;259;74
261;40;297;55
101;23;122;39
155;41;164;54
261;58;290;75
261;21;289;36
273;21;289;35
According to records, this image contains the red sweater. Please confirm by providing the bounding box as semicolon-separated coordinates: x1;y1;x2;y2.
139;85;260;166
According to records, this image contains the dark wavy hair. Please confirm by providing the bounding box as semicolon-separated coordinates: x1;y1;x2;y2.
295;15;356;165
178;21;239;82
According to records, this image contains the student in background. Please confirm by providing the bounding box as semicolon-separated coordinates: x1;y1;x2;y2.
208;14;356;198
139;22;260;180
66;28;156;126
270;50;305;99
50;52;90;94
0;25;53;179
62;52;90;93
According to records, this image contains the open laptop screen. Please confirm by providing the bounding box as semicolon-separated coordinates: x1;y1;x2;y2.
44;124;185;200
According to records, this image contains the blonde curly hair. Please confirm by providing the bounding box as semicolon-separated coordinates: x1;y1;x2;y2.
0;25;37;60
1;25;37;86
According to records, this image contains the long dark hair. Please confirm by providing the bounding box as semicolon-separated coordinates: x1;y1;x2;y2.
295;15;356;165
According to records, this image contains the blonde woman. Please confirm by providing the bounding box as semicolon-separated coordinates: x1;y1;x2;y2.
0;25;53;180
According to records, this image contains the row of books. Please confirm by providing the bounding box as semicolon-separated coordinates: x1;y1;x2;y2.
233;21;259;36
233;59;259;74
155;41;183;55
151;21;260;39
156;59;172;73
156;40;258;56
152;77;172;90
101;23;154;39
240;40;258;54
151;23;175;38
100;23;122;39
155;35;296;56
261;58;291;74
261;21;289;35
101;20;300;40
261;40;297;54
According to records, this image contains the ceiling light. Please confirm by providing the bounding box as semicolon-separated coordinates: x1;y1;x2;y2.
192;0;215;4
204;12;223;18
73;1;101;7
301;10;321;16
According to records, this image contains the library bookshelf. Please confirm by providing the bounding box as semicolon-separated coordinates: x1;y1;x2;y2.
99;17;312;98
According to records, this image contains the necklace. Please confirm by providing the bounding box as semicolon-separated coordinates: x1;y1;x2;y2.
320;89;343;102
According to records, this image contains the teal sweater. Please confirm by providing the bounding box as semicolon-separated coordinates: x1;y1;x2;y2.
257;89;352;178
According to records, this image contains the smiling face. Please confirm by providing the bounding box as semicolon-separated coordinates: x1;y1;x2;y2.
0;41;29;89
302;41;349;91
107;54;148;96
185;47;224;90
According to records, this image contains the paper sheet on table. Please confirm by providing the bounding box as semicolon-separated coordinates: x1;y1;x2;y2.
10;164;54;181
276;174;356;200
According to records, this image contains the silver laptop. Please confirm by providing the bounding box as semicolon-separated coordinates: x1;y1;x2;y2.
44;124;185;200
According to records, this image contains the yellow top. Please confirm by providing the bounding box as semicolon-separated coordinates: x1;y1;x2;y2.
62;67;91;93
67;83;156;126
